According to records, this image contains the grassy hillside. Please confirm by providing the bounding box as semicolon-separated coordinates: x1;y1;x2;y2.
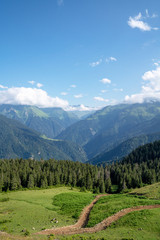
0;184;160;240
130;182;160;199
0;187;93;236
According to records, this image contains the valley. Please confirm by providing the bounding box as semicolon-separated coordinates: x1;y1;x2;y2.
1;102;160;239
1;102;160;164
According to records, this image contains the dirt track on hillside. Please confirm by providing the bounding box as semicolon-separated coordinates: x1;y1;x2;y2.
36;195;160;236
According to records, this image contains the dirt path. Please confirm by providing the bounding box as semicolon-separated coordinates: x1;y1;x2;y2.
36;195;160;236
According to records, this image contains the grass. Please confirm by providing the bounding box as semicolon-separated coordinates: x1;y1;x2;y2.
1;183;160;240
129;182;160;199
86;194;160;227
0;187;93;236
58;204;160;240
53;192;94;219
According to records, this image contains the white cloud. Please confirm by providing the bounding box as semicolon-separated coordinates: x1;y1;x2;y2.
67;104;98;112
28;81;43;88
106;56;117;63
89;59;102;67
100;78;111;84
128;15;151;31
61;92;68;96
70;84;76;88
0;87;69;108
0;84;8;89
37;83;43;88
110;57;117;62
94;96;109;102
124;67;160;104
128;11;158;31
74;94;83;99
28;81;35;85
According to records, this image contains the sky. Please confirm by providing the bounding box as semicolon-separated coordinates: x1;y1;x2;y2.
0;0;160;111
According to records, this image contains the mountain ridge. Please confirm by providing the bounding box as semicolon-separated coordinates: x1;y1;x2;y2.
0;114;87;162
57;102;160;159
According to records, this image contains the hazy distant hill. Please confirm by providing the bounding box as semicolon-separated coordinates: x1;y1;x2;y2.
0;114;87;162
88;132;160;165
57;102;160;159
0;104;80;138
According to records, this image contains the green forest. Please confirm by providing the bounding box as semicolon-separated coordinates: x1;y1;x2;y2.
1;140;160;193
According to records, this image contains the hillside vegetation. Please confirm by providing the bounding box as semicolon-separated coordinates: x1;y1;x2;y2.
0;114;87;162
0;187;93;235
0;184;160;240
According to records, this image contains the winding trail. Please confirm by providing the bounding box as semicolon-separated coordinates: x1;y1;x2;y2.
36;195;160;236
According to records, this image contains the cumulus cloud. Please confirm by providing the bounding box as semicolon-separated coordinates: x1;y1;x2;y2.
94;96;109;102
128;11;158;31
125;67;160;104
74;94;83;99
0;87;69;108
100;78;111;84
89;59;102;67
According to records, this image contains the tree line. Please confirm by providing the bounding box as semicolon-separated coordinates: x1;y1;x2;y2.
0;139;160;193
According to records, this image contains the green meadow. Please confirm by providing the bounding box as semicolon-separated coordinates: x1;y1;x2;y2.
0;187;93;237
0;183;160;240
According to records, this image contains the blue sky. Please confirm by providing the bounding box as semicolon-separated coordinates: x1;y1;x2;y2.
0;0;160;110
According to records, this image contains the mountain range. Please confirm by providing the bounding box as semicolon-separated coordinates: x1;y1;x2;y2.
57;102;160;162
1;101;160;164
0;104;82;139
88;132;160;165
0;114;87;162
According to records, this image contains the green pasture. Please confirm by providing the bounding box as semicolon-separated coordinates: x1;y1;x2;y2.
0;187;93;236
86;194;160;227
0;183;160;240
130;182;160;199
59;208;160;240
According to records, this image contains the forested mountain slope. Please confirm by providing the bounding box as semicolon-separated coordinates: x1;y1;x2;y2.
88;132;160;165
57;102;160;159
0;114;87;162
0;104;79;138
122;140;160;164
